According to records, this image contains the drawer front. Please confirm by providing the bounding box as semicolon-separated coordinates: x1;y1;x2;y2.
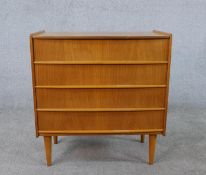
35;64;167;86
38;111;164;131
36;88;165;108
33;39;168;61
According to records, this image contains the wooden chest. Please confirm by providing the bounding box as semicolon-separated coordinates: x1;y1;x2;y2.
30;30;172;166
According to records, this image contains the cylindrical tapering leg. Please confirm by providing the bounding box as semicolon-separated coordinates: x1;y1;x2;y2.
53;136;58;144
140;134;145;143
148;134;157;165
44;136;52;166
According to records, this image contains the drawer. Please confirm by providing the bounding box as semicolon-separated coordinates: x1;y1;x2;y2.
35;64;167;86
36;88;165;108
33;39;168;61
38;111;164;131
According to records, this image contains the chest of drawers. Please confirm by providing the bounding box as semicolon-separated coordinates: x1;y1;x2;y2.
30;30;172;166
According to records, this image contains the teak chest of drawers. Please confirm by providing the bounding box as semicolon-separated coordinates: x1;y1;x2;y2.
30;30;172;166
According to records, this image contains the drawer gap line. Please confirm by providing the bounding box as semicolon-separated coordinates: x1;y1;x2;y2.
34;61;168;65
38;129;164;135
36;108;166;112
35;85;167;89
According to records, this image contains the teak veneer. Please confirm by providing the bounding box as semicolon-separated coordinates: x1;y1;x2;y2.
30;30;172;166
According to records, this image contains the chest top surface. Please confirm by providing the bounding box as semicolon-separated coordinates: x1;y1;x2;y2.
32;30;170;39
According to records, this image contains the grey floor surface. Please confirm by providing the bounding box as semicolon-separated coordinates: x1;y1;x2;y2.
0;106;206;175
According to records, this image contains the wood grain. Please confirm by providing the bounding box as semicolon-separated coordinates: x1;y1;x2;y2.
36;88;165;108
35;85;167;89
35;64;167;86
34;61;168;64
30;31;172;165
39;129;163;135
140;134;145;143
33;31;170;39
163;33;172;135
43;136;52;166
38;111;164;131
53;136;58;144
36;108;165;112
30;31;45;137
33;39;168;61
149;134;157;165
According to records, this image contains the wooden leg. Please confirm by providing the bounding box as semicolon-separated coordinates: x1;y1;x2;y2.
148;134;157;165
140;134;144;143
44;136;52;166
53;136;58;144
